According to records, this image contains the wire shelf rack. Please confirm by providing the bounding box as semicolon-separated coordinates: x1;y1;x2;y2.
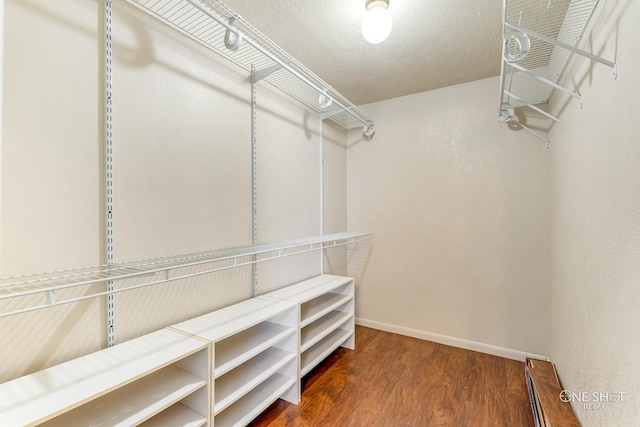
0;232;373;319
126;0;374;132
498;0;616;145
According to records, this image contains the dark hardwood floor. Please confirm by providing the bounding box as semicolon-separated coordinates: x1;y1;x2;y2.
250;326;535;427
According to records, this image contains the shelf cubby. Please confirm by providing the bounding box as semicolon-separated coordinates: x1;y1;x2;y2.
137;402;207;427
262;275;355;380
214;347;296;414
300;290;352;328
170;296;300;424
42;364;207;426
0;329;209;427
214;321;295;378
301;307;352;353
213;373;296;427
301;327;353;377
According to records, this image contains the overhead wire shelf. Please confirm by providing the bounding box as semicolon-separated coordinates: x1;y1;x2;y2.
0;232;373;318
497;0;616;146
126;0;374;133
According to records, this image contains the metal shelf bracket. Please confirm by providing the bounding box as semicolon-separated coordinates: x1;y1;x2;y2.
498;0;617;146
253;63;283;83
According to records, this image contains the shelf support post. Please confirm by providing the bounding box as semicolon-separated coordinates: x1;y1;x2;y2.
251;66;258;297
103;0;116;347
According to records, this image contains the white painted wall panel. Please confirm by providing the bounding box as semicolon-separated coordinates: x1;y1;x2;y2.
548;1;640;425
254;88;323;293
322;120;348;276
347;77;551;356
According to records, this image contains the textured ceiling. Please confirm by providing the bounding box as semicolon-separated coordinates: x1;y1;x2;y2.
223;0;504;105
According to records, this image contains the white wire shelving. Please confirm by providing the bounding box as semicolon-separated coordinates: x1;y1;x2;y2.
0;232;373;319
498;0;616;146
126;0;374;134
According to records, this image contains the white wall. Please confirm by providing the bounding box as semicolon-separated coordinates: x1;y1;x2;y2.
0;0;103;382
322;120;349;276
0;0;335;382
347;76;551;359
548;1;640;425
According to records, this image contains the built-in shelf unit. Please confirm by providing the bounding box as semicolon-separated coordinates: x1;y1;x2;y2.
0;274;358;426
262;275;355;379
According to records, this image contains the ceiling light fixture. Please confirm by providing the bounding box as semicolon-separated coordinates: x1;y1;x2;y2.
361;0;392;45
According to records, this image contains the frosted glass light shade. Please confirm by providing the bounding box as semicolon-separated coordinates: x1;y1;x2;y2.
361;6;392;44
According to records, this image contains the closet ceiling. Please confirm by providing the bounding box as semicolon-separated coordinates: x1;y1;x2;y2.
223;0;503;105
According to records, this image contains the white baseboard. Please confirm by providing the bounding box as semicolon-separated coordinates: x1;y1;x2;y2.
355;317;548;362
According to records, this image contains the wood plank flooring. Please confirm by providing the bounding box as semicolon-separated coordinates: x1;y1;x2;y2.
250;326;535;427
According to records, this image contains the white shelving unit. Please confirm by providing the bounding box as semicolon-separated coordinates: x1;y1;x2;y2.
262;275;355;378
0;329;209;427
170;296;299;427
0;274;357;426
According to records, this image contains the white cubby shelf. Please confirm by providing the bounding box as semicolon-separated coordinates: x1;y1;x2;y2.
170;296;300;426
262;274;355;380
0;274;357;426
0;329;209;427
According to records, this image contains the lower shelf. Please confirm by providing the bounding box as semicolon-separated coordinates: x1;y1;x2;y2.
214;322;295;378
214;373;296;427
301;328;353;377
140;403;207;427
42;365;206;427
214;348;296;414
301;310;352;352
